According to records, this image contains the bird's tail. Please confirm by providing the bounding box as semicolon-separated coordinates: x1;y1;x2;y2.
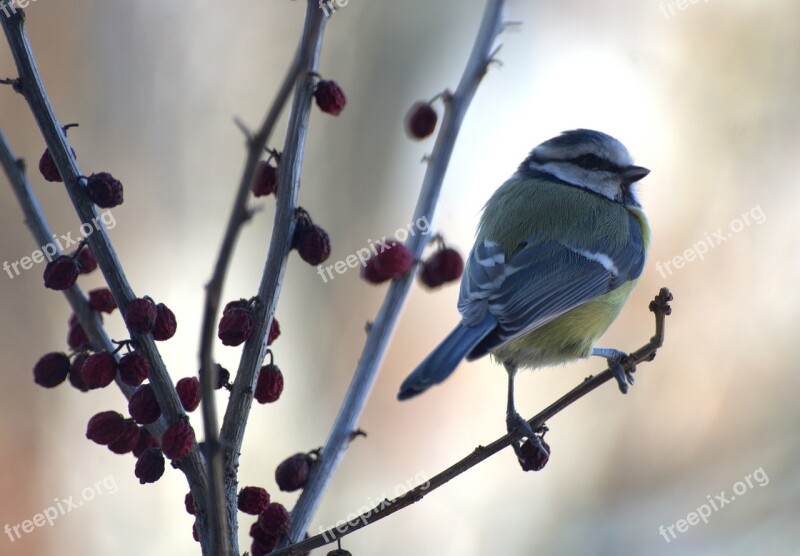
397;315;496;400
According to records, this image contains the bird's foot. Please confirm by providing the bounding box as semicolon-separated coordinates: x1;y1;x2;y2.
592;348;635;394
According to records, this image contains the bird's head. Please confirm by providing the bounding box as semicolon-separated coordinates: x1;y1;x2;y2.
519;129;649;206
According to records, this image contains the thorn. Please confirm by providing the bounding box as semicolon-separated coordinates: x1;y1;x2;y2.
233;117;253;143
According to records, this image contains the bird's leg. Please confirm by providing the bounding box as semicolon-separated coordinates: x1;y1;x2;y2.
504;362;549;461
592;347;635;394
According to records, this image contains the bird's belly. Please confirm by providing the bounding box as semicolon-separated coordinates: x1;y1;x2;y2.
490;282;636;369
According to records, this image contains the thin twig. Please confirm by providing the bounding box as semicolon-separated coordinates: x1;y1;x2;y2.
217;0;329;538
196;12;310;555
281;0;508;546
269;288;673;555
0;10;214;553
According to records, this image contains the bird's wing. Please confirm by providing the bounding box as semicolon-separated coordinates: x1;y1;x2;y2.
458;215;645;357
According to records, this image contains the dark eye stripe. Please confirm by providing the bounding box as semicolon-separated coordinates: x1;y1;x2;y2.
569;154;619;172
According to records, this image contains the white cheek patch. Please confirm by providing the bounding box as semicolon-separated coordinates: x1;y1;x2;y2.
573;248;619;276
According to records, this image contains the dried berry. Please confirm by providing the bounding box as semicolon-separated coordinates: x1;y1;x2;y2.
518;438;550;472
68;352;91;392
153;303;177;341
118;352;150;386
86;172;123;208
293;223;331;265
275;453;311;492
108;420;140;454
74;246;97;274
238;486;271;515
88;287;117;313
128;384;162;424
267;317;280;345
254;364;283;404
135;448;165;484
176;377;201;412
257;502;291;537
67;322;90;349
192;523;199;542
38;146;75;182
132;428;159;458
86;411;126;445
33;351;71;388
314;79;346;115
80;351;117;389
43;255;80;290
251;537;278;556
419;247;464;288
362;241;414;283
184;492;196;515
125;297;157;334
162;420;195;460
253;161;278;197
218;307;253;346
405;101;438;139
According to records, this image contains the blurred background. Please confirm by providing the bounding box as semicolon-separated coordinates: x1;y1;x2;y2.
1;0;798;554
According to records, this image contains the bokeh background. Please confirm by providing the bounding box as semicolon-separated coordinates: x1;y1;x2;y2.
1;0;798;554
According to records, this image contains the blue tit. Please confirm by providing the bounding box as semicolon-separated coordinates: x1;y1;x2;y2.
398;129;650;455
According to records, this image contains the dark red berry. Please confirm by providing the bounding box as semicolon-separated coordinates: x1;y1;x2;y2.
257;502;291;536
153;303;177;341
128;384;162;424
176;377;201;412
218;307;253;346
251;537;278;556
68;352;91;392
238;486;271;515
184;492;196;515
125;297;158;333
518;438;550;472
192;523;200;542
327;549;352;556
314;80;346;115
223;299;249;313
86;172;123;208
43;255;80;290
293;223;331;265
67;322;90;349
108;420;140;454
80;351;117;389
118;352;150;386
33;351;71;388
88;287;117;313
74;246;97;274
405;101;438;139
362;241;414;283
162;420;195;460
420;247;464;288
132;428;159;458
255;364;283;404
253;161;278;197
267;317;280;345
275;453;311;492
135;448;165;484
38;146;75;182
86;411;126;445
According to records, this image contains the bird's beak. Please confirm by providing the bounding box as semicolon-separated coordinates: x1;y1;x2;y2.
620;165;650;184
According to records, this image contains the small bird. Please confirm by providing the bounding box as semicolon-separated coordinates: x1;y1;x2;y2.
398;129;650;457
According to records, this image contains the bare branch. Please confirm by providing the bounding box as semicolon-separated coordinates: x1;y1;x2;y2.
281;0;509;545
0;10;213;553
269;288;673;555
